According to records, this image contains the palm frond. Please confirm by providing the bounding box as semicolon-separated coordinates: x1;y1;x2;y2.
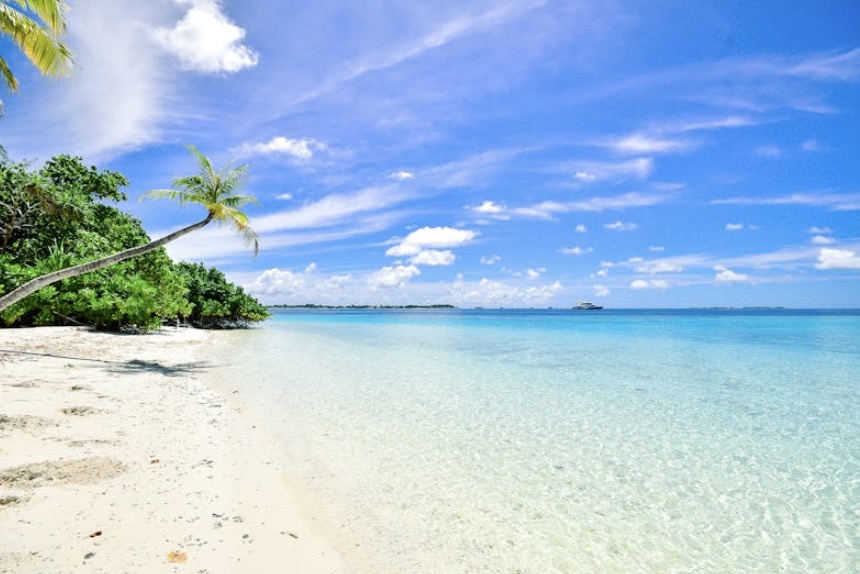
0;4;72;92
144;145;261;256
0;55;18;91
8;1;66;33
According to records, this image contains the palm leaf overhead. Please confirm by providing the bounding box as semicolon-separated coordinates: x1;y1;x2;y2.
0;0;73;91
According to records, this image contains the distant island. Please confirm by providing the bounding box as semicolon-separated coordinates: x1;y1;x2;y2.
269;304;458;309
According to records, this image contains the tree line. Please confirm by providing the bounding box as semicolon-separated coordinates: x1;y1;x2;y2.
0;155;268;331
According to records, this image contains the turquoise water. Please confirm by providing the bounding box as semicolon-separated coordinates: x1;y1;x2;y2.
212;309;860;573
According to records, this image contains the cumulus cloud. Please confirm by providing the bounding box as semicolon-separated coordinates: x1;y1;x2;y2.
369;265;421;288
470;200;507;215
386;227;478;266
725;223;744;231
481;255;501;265
525;268;545;280
807;226;832;234
389;170;415;181
245;263;353;302
575;224;587;233
559;246;593;256
275;192;293;200
630;279;669;290
593;284;610;297
714;265;753;283
604;220;638;231
574;171;597;182
235;136;327;160
811;235;836;245
451;276;562;306
815;248;860;270
152;0;259;73
410;249;456;266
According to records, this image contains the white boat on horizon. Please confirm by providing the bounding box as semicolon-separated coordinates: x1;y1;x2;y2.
573;302;604;310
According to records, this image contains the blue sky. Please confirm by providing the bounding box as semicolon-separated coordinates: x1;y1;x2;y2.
2;0;859;307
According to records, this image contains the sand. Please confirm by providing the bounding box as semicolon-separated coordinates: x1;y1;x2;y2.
0;326;343;573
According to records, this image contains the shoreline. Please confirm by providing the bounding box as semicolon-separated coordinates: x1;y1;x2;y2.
0;326;343;573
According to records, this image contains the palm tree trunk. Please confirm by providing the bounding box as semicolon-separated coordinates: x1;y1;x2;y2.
0;214;213;313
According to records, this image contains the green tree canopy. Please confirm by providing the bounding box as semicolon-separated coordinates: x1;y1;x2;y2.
0;155;268;331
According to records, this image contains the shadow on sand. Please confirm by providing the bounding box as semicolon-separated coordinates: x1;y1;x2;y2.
0;349;212;378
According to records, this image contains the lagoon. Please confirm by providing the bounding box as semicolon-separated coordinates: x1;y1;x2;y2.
211;309;860;573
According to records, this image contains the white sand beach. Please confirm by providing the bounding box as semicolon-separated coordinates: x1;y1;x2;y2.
0;327;343;574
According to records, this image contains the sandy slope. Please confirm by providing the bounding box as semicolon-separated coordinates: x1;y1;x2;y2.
0;326;343;573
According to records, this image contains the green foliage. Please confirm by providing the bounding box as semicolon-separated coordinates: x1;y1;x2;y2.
0;156;265;331
175;262;269;328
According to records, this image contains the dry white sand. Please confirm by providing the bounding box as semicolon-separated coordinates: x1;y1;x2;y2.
0;326;343;573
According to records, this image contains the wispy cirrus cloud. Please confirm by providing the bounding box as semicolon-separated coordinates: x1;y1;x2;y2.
712;191;860;211
285;1;550;107
510;192;667;220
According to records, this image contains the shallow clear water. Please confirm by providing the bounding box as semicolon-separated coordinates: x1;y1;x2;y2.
212;309;860;573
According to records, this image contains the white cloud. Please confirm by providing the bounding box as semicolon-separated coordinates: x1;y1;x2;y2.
410;249;456;266
389;170;415;181
152;0;259;73
801;139;820;152
253;185;409;232
630;279;669;290
235;136;327;160
525;268;545;280
649;246;665;252
385;226;478;269
481;255;501;265
755;145;782;158
712;192;860;211
559;246;593;256
451;276;562;306
369;265;421;288
562;158;653;182
2;1;180;159
275;193;293;200
604;220;638;232
610;133;692;154
470;200;507;215
469;200;510;222
725;223;745;231
511;193;667;220
632;259;684;273
386;226;479;257
714;265;753;283
807;226;832;234
593;284;610;297
815;248;860;270
811;235;836;245
575;224;587;233
245;264;354;302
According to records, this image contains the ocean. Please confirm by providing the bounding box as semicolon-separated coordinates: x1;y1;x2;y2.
209;309;860;573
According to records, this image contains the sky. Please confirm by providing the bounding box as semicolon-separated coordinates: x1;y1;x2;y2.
1;0;859;308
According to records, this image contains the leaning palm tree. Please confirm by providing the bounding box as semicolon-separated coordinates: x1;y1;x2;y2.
0;145;259;312
0;0;74;91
